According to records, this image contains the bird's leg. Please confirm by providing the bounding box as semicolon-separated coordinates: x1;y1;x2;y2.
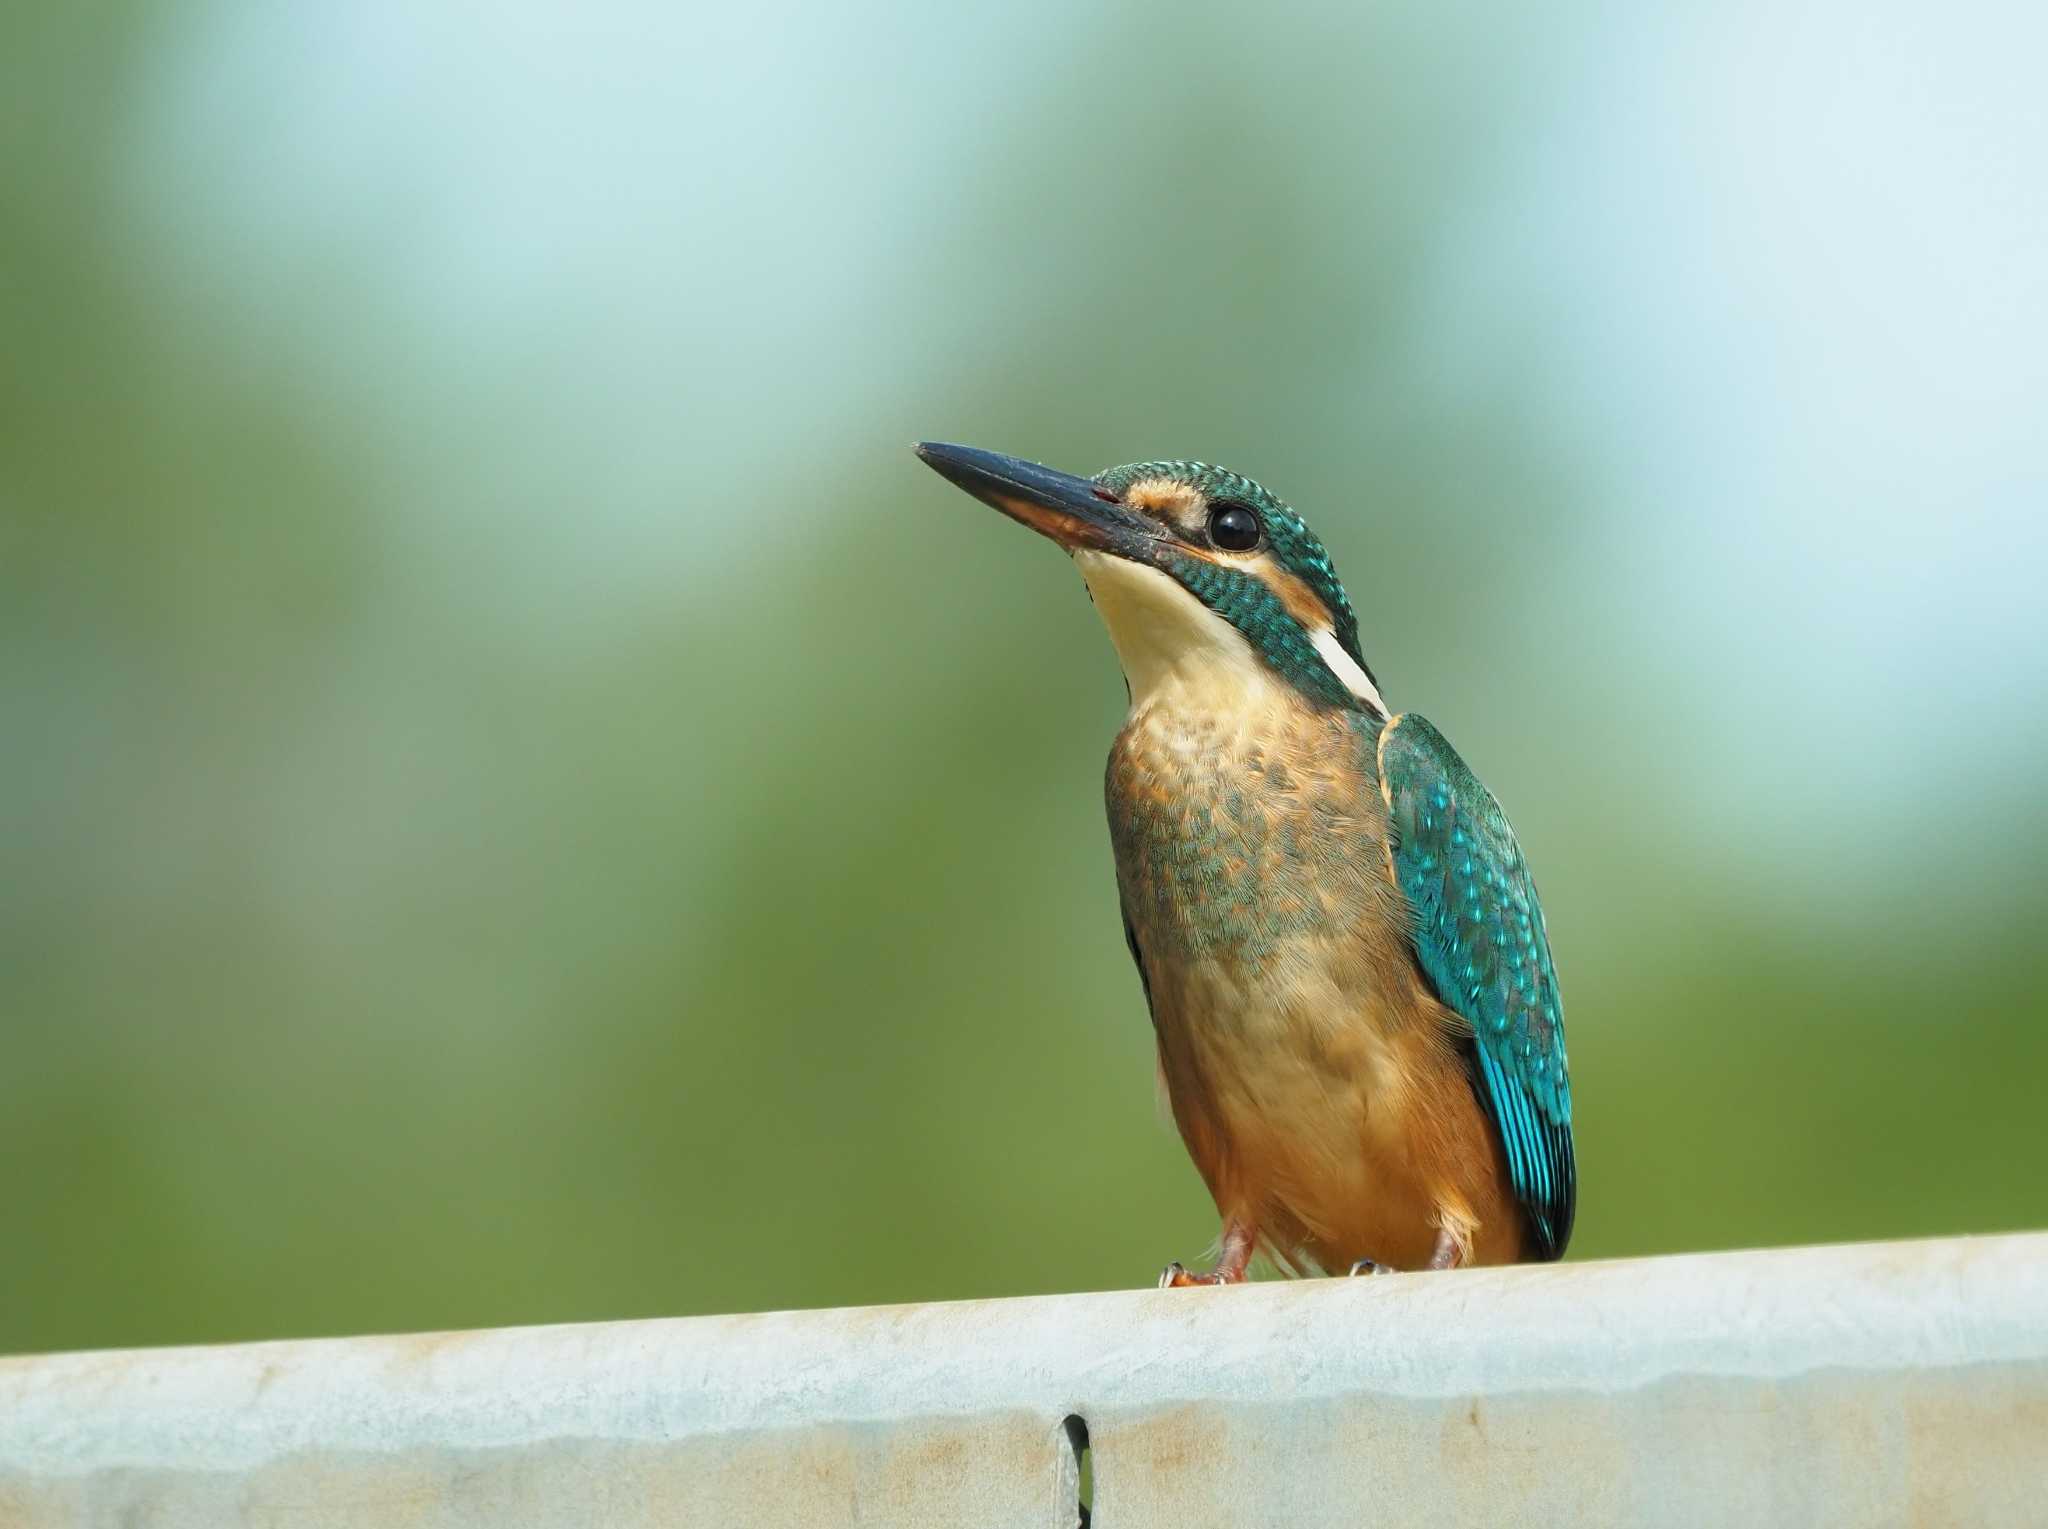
1350;1223;1469;1277
1159;1218;1255;1289
1426;1225;1468;1271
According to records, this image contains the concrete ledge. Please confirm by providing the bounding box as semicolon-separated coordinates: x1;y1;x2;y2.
3;1233;2045;1526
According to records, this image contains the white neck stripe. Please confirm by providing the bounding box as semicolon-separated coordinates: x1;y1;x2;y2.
1310;627;1389;715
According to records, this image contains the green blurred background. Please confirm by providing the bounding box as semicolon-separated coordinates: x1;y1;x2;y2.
5;1;2045;1356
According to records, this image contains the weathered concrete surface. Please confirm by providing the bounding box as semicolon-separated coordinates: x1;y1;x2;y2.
2;1233;2045;1526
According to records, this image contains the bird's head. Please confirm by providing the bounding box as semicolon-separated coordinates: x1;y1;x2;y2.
916;442;1386;716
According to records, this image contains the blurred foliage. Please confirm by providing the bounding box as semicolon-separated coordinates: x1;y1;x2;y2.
4;1;2045;1354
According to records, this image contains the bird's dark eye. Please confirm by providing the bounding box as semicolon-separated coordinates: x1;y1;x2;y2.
1207;502;1263;552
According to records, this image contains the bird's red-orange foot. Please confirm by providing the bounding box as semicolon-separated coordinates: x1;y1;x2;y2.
1157;1260;1245;1289
1158;1221;1255;1288
1345;1228;1469;1278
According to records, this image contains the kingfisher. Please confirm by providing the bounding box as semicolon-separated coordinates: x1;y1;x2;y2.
916;443;1574;1283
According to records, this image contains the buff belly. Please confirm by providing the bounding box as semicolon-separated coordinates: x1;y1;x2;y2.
1106;695;1525;1272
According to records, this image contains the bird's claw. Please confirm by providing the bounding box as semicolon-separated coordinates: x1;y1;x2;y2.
1347;1258;1396;1277
1159;1260;1230;1289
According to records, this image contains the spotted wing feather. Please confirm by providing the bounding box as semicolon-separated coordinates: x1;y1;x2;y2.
1377;714;1575;1259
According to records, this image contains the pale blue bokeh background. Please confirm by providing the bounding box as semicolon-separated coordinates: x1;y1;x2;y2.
5;0;2045;1352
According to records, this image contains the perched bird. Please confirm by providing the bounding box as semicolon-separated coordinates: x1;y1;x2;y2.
916;443;1574;1282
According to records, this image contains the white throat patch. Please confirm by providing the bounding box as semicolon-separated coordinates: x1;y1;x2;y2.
1073;552;1260;709
1072;550;1386;716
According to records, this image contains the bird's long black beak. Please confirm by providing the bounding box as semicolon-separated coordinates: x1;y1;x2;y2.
915;442;1154;558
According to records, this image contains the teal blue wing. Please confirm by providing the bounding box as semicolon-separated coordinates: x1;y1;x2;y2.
1377;713;1575;1259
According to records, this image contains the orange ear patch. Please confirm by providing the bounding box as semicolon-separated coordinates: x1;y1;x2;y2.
1260;565;1336;631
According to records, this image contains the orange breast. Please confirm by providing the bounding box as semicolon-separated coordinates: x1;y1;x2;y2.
1108;696;1528;1271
